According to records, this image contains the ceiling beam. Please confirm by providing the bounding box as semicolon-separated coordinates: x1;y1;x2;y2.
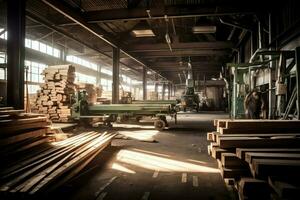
40;0;167;80
125;50;231;58
84;5;255;23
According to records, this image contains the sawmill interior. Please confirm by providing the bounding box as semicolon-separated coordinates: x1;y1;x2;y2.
1;0;300;199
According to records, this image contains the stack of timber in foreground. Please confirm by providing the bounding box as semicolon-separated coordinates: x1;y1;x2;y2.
0;129;116;197
33;65;76;122
0;107;51;157
207;119;300;200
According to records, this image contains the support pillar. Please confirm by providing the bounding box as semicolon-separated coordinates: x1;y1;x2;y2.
296;47;300;119
167;83;170;100
7;0;25;109
112;47;119;104
162;83;166;100
143;66;147;100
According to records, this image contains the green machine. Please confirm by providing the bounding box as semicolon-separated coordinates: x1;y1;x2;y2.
180;79;200;112
71;90;177;130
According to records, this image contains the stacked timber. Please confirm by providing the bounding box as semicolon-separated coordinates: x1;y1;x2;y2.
0;107;51;157
33;65;76;122
77;83;102;104
0;130;116;197
207;119;300;200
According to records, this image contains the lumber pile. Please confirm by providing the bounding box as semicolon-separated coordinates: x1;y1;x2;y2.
32;65;76;122
77;83;102;104
207;119;300;199
0;130;116;197
0;108;51;157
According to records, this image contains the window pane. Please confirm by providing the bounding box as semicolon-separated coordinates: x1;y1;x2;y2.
53;48;60;58
46;45;53;55
32;40;39;50
39;42;47;53
25;39;31;48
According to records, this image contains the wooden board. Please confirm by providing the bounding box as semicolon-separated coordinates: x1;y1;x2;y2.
217;136;300;149
211;147;234;160
236;148;300;160
268;176;300;199
245;152;300;164
0;128;47;146
220;166;251;179
225;120;300;129
215;133;300;141
251;159;300;179
219;127;300;134
221;153;248;169
237;178;270;200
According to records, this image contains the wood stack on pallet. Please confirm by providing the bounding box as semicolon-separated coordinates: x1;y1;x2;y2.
77;83;102;104
0;107;51;158
207;119;300;200
0;130;116;197
33;65;76;122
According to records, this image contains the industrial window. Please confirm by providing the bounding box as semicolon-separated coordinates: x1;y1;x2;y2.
101;68;112;76
75;72;96;84
25;38;61;58
0;68;5;80
0;29;7;40
28;84;40;94
25;60;47;83
67;55;98;71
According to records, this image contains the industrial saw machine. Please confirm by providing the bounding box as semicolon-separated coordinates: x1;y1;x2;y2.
71;90;177;130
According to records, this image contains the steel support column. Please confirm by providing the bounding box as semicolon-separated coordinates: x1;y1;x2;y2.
112;47;120;104
296;47;300;119
7;0;25;109
167;83;171;100
143;66;147;100
162;83;166;100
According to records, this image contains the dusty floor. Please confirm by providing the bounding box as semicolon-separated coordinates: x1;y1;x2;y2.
49;112;233;200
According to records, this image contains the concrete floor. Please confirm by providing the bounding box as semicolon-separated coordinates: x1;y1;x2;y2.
49;112;233;200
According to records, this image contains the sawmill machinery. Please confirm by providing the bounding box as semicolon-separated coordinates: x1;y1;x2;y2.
71;90;177;130
180;60;200;112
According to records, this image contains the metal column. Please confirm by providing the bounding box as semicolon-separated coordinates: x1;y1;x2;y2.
143;66;147;100
167;83;170;100
7;0;26;109
268;13;274;119
112;47;120;104
296;47;300;119
162;83;166;100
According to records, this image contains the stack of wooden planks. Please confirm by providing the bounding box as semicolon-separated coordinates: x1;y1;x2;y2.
0;130;116;197
0;107;51;157
32;65;76;122
77;83;102;104
208;119;300;200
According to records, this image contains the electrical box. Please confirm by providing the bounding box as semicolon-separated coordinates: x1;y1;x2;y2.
276;83;287;95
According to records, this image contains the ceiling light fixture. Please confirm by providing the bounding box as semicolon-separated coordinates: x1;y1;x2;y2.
192;26;216;34
131;29;155;37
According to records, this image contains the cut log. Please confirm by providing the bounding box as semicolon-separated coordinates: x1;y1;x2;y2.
237;178;270;200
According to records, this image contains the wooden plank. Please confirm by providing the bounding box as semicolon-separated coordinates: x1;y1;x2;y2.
218;136;300;149
268;176;300;199
225;120;300;129
206;132;214;141
221;153;248;169
215;133;300;141
0;107;14;111
220;166;251;179
236;148;300;160
220;127;300;134
0;117;47;126
251;159;300;179
0;110;24;115
237;178;270;200
2;122;49;134
211;147;234;160
0;128;47;146
245;152;300;164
